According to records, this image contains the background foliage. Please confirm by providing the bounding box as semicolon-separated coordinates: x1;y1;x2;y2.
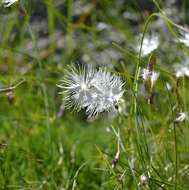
0;0;189;189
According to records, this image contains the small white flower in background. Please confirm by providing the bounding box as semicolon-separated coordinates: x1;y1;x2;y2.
178;31;189;47
2;0;18;7
135;34;159;57
57;65;125;119
174;58;189;78
175;65;189;78
141;68;151;81
97;22;111;31
139;174;148;186
175;112;188;122
165;82;172;91
141;68;159;88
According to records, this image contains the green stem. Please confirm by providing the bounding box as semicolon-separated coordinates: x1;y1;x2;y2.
173;122;178;190
0;79;25;93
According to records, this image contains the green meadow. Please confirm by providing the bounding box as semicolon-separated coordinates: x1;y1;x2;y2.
0;0;189;189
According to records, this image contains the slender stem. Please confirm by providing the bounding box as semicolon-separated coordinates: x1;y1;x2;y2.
153;0;189;33
133;12;159;116
173;122;178;190
0;79;25;93
182;77;186;112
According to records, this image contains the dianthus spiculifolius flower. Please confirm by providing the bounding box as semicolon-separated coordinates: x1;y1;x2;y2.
57;65;125;118
2;0;18;7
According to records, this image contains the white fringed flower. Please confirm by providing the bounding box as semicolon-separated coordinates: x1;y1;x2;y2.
57;65;125;118
86;68;124;117
2;0;18;7
136;34;159;57
57;65;95;111
175;112;188;122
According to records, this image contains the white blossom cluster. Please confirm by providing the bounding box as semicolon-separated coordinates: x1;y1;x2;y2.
141;68;159;88
57;65;125;118
135;34;159;57
1;0;18;7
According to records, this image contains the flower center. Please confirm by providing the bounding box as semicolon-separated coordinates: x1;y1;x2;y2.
81;83;87;90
